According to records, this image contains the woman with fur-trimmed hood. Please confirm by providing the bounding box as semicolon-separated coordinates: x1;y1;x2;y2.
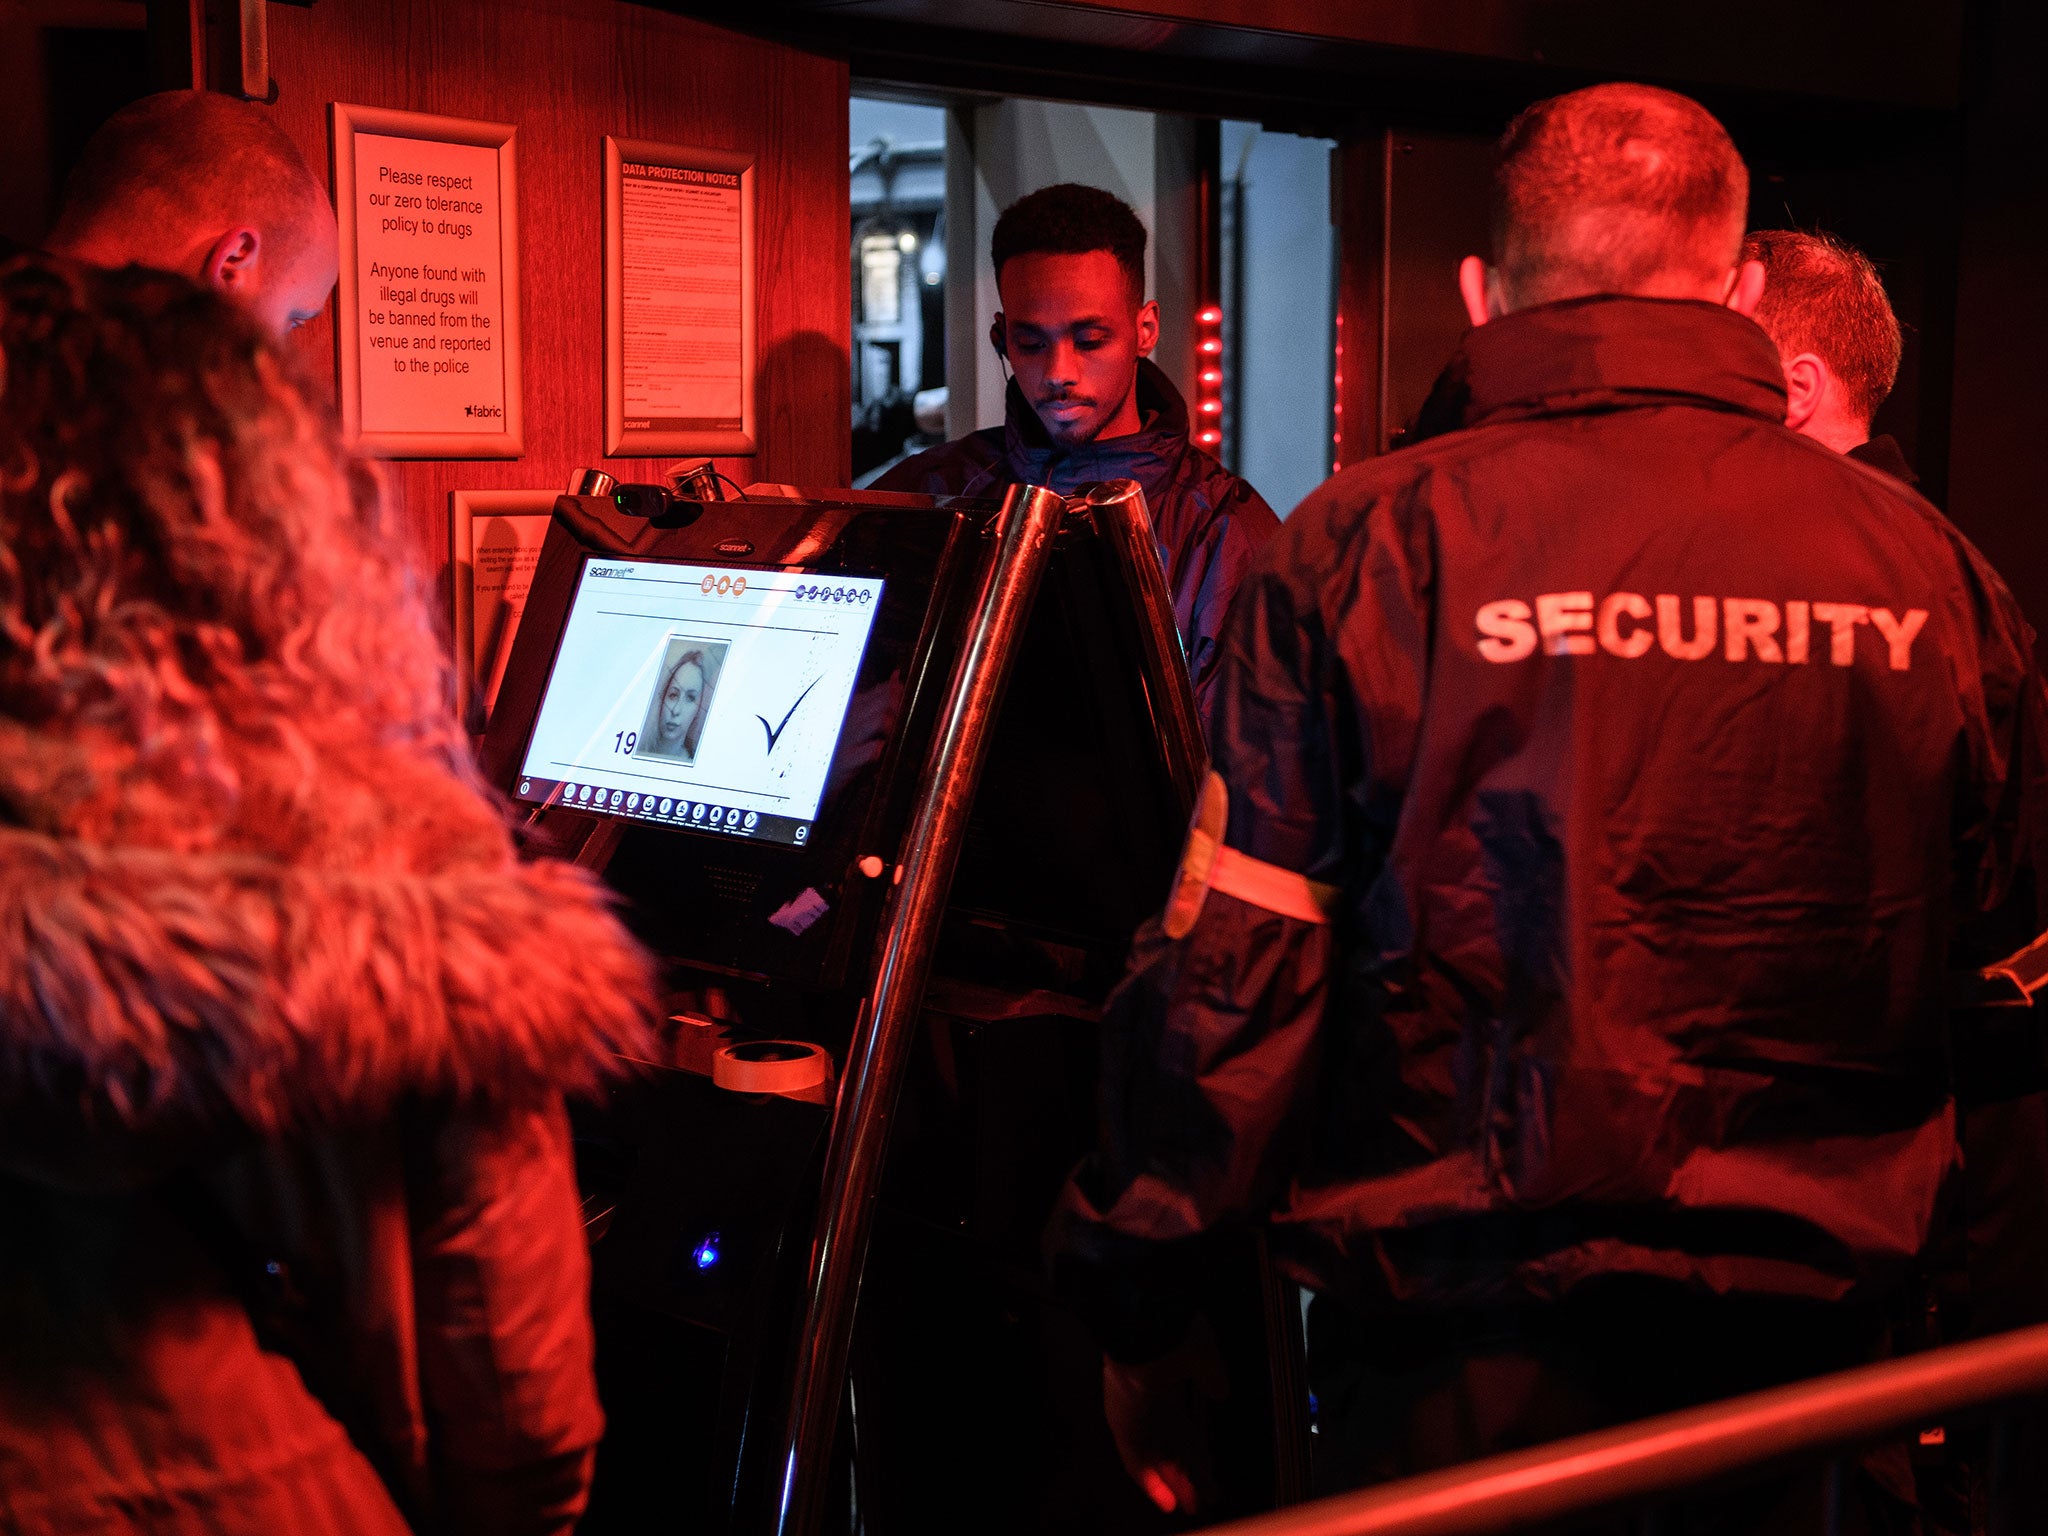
0;259;657;1533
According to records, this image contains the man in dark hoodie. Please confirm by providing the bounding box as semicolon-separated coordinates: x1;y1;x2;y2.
1052;83;2048;1531
875;182;1277;720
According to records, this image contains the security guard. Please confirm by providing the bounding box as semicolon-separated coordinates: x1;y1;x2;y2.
1052;83;2048;1533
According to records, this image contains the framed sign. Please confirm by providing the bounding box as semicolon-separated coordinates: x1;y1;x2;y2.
332;103;522;458
604;137;756;458
451;489;554;728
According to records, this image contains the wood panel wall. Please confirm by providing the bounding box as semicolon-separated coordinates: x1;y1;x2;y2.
260;0;851;589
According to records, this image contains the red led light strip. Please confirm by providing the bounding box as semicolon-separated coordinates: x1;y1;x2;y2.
1194;303;1223;450
1332;311;1343;473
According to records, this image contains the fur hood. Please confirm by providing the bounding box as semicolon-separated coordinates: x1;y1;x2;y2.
0;718;658;1158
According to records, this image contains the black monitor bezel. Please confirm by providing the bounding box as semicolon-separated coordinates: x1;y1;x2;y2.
509;551;889;851
479;491;978;990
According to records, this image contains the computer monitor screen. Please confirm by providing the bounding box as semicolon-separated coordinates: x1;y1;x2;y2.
514;556;885;847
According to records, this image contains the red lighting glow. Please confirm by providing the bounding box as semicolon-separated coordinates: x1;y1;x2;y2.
1195;300;1225;456
1332;307;1344;470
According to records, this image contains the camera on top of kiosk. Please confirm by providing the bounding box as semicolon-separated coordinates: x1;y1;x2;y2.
577;460;727;524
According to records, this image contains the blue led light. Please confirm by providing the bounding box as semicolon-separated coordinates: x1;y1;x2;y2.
692;1232;722;1271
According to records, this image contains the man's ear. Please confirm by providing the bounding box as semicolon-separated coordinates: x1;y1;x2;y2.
1459;256;1494;327
989;314;1007;359
1782;352;1828;432
201;228;260;296
1724;258;1766;317
1135;298;1160;356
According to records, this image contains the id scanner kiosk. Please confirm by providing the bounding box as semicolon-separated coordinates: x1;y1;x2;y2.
480;480;1309;1535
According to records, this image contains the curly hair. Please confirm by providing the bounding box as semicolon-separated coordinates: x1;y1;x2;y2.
991;183;1147;299
0;257;462;836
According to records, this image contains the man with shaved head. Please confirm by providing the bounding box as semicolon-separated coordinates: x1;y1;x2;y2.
45;90;337;337
1054;82;2045;1531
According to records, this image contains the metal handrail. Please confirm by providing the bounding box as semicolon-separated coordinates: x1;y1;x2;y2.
1201;1320;2048;1536
771;482;1069;1536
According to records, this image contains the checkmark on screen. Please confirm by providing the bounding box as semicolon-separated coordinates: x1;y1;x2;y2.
759;676;823;754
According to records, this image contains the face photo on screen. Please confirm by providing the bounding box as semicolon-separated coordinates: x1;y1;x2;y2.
637;638;728;763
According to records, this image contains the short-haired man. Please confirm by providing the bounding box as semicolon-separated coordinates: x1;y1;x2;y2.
44;90;338;337
1745;231;2048;1528
1053;83;2046;1527
1744;227;1915;482
876;183;1277;721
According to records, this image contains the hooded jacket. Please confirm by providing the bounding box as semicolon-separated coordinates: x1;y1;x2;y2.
1052;296;2048;1359
0;261;659;1535
875;359;1279;719
0;718;657;1536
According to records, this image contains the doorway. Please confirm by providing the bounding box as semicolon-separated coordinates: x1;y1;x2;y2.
848;90;1341;517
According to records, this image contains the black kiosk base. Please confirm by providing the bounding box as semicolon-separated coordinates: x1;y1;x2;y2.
480;479;1306;1535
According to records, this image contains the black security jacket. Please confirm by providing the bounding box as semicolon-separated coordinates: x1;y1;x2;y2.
1052;296;2048;1360
875;359;1278;720
1849;433;1919;487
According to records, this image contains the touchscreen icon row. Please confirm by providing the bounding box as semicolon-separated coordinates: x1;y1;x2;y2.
791;584;874;604
557;781;760;832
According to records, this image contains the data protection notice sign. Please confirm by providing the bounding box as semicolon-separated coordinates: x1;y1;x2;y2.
603;137;755;457
618;161;746;434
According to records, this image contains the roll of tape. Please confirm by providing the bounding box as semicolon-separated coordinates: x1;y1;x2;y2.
712;1039;831;1096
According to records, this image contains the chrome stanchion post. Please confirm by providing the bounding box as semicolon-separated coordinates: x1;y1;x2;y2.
771;482;1068;1536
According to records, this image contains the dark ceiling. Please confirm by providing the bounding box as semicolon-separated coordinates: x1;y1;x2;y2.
671;0;1968;127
